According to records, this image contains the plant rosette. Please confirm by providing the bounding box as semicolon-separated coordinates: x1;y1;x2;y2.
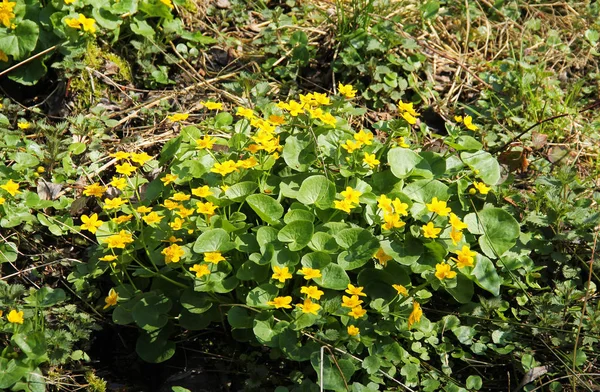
72;90;521;390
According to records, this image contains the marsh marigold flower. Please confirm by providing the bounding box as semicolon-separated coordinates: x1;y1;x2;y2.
190;264;210;278
116;162;136;176
347;325;360;336
80;213;103;234
110;177;127;190
196;135;216;150
348;305;367;319
345;284;367;297
201;101;223;110
131;152;152;166
338;83;357;98
298;267;321;280
374;248;392;266
267;296;292;309
450;228;463;246
408;301;422;328
272;266;292;283
204;251;225;264
1;179;20;196
342;295;363;308
296;298;321;315
393;284;408;297
168;113;188;122
161;173;178;185
211;160;238;176
0;0;17;28
354;130;373;145
110;151;130;161
435;262;457;280
192;185;212;198
99;255;118;262
104;230;134;249
196;201;217;216
449;213;468;230
340;186;361;204
300;286;324;300
112;214;133;224
83;182;106;197
472;181;491;195
463;115;478;131
142;212;163;225
363;152;380;168
18;121;30;130
236;107;255;119
103;197;126;210
103;289;118;309
341;139;362;153
422;222;441;239
334;199;355;213
454;245;477;268
7;309;23;324
426;197;451;216
383;213;406;230
162;243;185;264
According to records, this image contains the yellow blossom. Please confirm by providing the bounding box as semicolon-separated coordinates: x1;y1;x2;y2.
383;213;406;230
168;113;189;122
163;199;181;210
103;289;118;309
340;186;361;204
345;284;367;297
341;139;363;153
338;83;357;98
192;185;213;198
422;222;441;238
408;301;422;328
435;262;457;280
396;137;409;148
374;248;392;266
161;173;178;185
169;217;185;231
0;0;16;28
160;0;174;8
201;101;223;110
267;296;292;309
334;199;355;213
77;13;96;33
110;151;130;161
115;162;136;176
377;195;393;213
473;181;491;195
131;152;152;166
110;177;127;190
136;206;153;214
347;325;360;336
300;286;324;300
296;298;321;315
176;207;194;219
17;121;30;129
189;264;210;278
80;213;104;234
348;305;367;319
236;107;255;119
463;115;479;131
211;160;238;176
268;114;285;125
393;284;408;296
454;115;463;123
103;197;126;210
196;201;217;216
449;213;468;230
166;236;182;243
112;214;133;224
7;309;23;324
392;198;409;216
287;100;304;116
272;266;293;283
171;192;190;202
401;111;417;125
319;112;337;126
204;251;225;264
0;50;6;62
454;245;477;268
65;16;80;29
298;267;322;280
426;197;451;216
397;101;418;117
237;156;258;169
104;230;134;249
1;179;21;196
0;197;5;205
142;212;163;225
363;152;380;168
162;243;185;264
342;295;363;308
196;135;216;150
354;130;373;145
450;228;463;246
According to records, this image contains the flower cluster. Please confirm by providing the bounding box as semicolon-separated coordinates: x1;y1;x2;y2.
65;13;97;34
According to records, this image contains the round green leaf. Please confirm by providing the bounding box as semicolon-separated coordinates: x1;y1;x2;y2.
308;232;339;253
464;208;520;258
310;351;356;391
246;283;278;308
471;254;502;296
466;375;483;390
193;228;234;253
277;220;314;251
136;332;176;363
380;238;423;265
402;179;449;203
297;175;336;209
445;274;474;303
246;194;284;225
313;263;350;290
0;20;39;59
132;294;172;331
227;306;254;329
388;147;429;179
180;290;212;314
283;135;316;172
335;228;380;270
225;181;258;202
460;151;501;185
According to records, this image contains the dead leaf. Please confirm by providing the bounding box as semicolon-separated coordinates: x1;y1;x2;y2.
37;179;63;200
531;131;548;150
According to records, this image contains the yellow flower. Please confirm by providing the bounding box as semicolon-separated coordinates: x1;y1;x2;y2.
374;248;392;266
115;162;136;176
110;151;130;161
168;113;189;122
142;212;163;225
163;200;181;210
204;251;225;264
392;198;409;216
77;13;96;34
65;16;80;29
463;115;479;131
0;179;20;196
0;197;5;205
408;301;422;328
397;101;418;117
83;183;106;197
267;296;292;309
103;289;118;309
160;0;174;9
341;139;363;153
189;264;210;278
377;194;393;213
110;176;127;190
169;217;185;230
162;243;185;264
166;236;183;243
236;107;255;119
435;262;457;280
449;213;468;230
450;228;463;246
237;156;259;169
348;305;367;319
300;286;324;300
192;185;213;198
454;115;463;123
338;83;357;98
401;111;417;125
313;92;330;106
0;0;17;28
80;213;104;234
382;213;406;230
340;186;361;204
201;101;223;110
426;197;451;216
136;206;153;214
211;160;238;176
354;130;373;145
341;295;363;308
196;135;216;150
99;255;118;262
268;114;285;125
473;181;491;195
454;245;477;268
176;207;194;219
422;222;441;238
196;201;217;216
17;121;30;129
347;325;360;336
7;309;23;324
392;284;408;296
0;50;6;62
287;100;304;116
298;267;322;280
103;197;126;210
319;112;337;126
112;214;133;224
161;173;178;185
104;230;134;249
345;284;367;297
296;298;321;315
272;266;293;283
131;152;152;166
396;136;409;148
363;152;380;168
171;192;190;202
334;199;355;213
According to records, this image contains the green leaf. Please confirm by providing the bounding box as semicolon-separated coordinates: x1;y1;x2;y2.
464;208;520;258
12;332;47;360
224;181;258;202
388;147;431;179
446;136;482;151
460;151;501;185
277;220;314;251
471;255;501;296
297;175;336;209
246;194;284;225
362;356;381;375
132;294;172;332
283;135;315;172
130;19;155;38
0;21;39;59
336;228;379;270
181;31;217;44
180;290;212;314
402;179;449;203
313;263;350;290
92;7;122;30
193;228;234;253
0;359;29;389
253;315;287;347
311;351;356;391
380;237;422;266
466;375;482;390
308;232;339;253
136;330;176;363
445;274;474;303
227;306;254;329
0;241;18;263
246;284;278;308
